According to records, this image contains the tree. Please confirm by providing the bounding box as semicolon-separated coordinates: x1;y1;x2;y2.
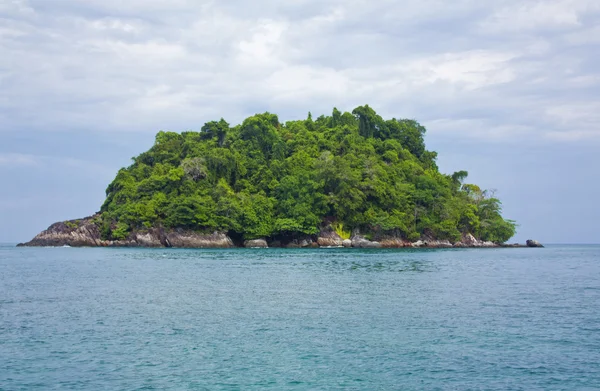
99;105;517;243
201;119;229;147
181;157;207;181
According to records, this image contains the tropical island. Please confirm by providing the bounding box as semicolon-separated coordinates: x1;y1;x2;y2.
19;106;542;248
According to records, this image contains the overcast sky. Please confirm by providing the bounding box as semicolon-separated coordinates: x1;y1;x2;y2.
1;0;599;243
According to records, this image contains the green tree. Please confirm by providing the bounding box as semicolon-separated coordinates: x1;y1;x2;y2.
98;105;517;243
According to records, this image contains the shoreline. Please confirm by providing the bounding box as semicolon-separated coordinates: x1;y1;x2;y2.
17;216;543;249
17;244;536;249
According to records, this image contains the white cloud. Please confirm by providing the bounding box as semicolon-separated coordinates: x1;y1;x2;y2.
564;25;600;45
480;0;600;33
266;65;349;101
236;20;287;68
0;0;35;15
0;0;599;142
404;50;517;89
482;2;579;32
90;18;140;34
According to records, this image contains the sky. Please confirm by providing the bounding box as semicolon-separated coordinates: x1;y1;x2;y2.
1;0;599;244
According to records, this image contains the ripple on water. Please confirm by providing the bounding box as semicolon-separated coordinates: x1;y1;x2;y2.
1;245;599;390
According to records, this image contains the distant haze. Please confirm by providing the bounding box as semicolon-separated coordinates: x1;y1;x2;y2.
1;0;599;244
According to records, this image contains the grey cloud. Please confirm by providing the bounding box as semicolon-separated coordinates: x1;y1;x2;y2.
0;0;599;142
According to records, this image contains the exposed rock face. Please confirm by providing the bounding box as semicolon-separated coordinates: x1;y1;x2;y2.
406;237;454;248
317;228;344;247
351;235;382;248
451;234;499;248
18;215;234;248
378;238;412;248
317;237;343;247
166;230;233;248
18;215;538;249
412;240;426;248
462;233;479;246
526;239;544;248
299;239;317;248
352;232;505;249
17;216;103;247
424;240;454;248
375;234;508;249
244;239;268;248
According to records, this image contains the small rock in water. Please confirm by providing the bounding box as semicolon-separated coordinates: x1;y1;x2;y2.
526;239;544;248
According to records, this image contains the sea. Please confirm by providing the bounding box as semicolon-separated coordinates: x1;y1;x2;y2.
1;244;599;390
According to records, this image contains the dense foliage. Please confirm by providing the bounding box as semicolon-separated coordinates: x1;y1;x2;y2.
99;106;516;242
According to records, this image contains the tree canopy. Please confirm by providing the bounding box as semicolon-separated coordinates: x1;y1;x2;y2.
99;105;516;243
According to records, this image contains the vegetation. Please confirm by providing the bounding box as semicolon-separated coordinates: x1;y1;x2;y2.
99;106;516;243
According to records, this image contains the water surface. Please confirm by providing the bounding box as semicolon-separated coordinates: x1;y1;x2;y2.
1;245;599;390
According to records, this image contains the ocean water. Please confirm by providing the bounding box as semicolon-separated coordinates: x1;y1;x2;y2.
1;245;599;390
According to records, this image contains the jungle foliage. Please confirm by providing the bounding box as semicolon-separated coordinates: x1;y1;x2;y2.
99;106;516;242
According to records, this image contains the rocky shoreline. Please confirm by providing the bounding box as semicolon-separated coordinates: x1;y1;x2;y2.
17;215;544;249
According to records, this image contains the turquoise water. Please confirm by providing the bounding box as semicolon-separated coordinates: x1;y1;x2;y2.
1;245;599;390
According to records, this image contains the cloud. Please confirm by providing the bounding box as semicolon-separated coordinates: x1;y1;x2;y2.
0;0;599;142
481;1;581;32
564;25;600;45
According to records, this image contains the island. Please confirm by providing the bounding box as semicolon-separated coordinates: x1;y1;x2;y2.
18;106;542;249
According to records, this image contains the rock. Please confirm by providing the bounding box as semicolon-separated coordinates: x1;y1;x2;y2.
299;239;311;248
412;240;426;248
317;237;343;247
363;241;382;248
317;229;343;247
351;235;382;248
414;237;454;248
132;231;163;247
379;238;412;248
526;239;544;248
20;217;536;250
461;233;479;246
17;216;102;247
244;238;268;248
166;230;233;248
430;240;454;248
18;215;235;248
